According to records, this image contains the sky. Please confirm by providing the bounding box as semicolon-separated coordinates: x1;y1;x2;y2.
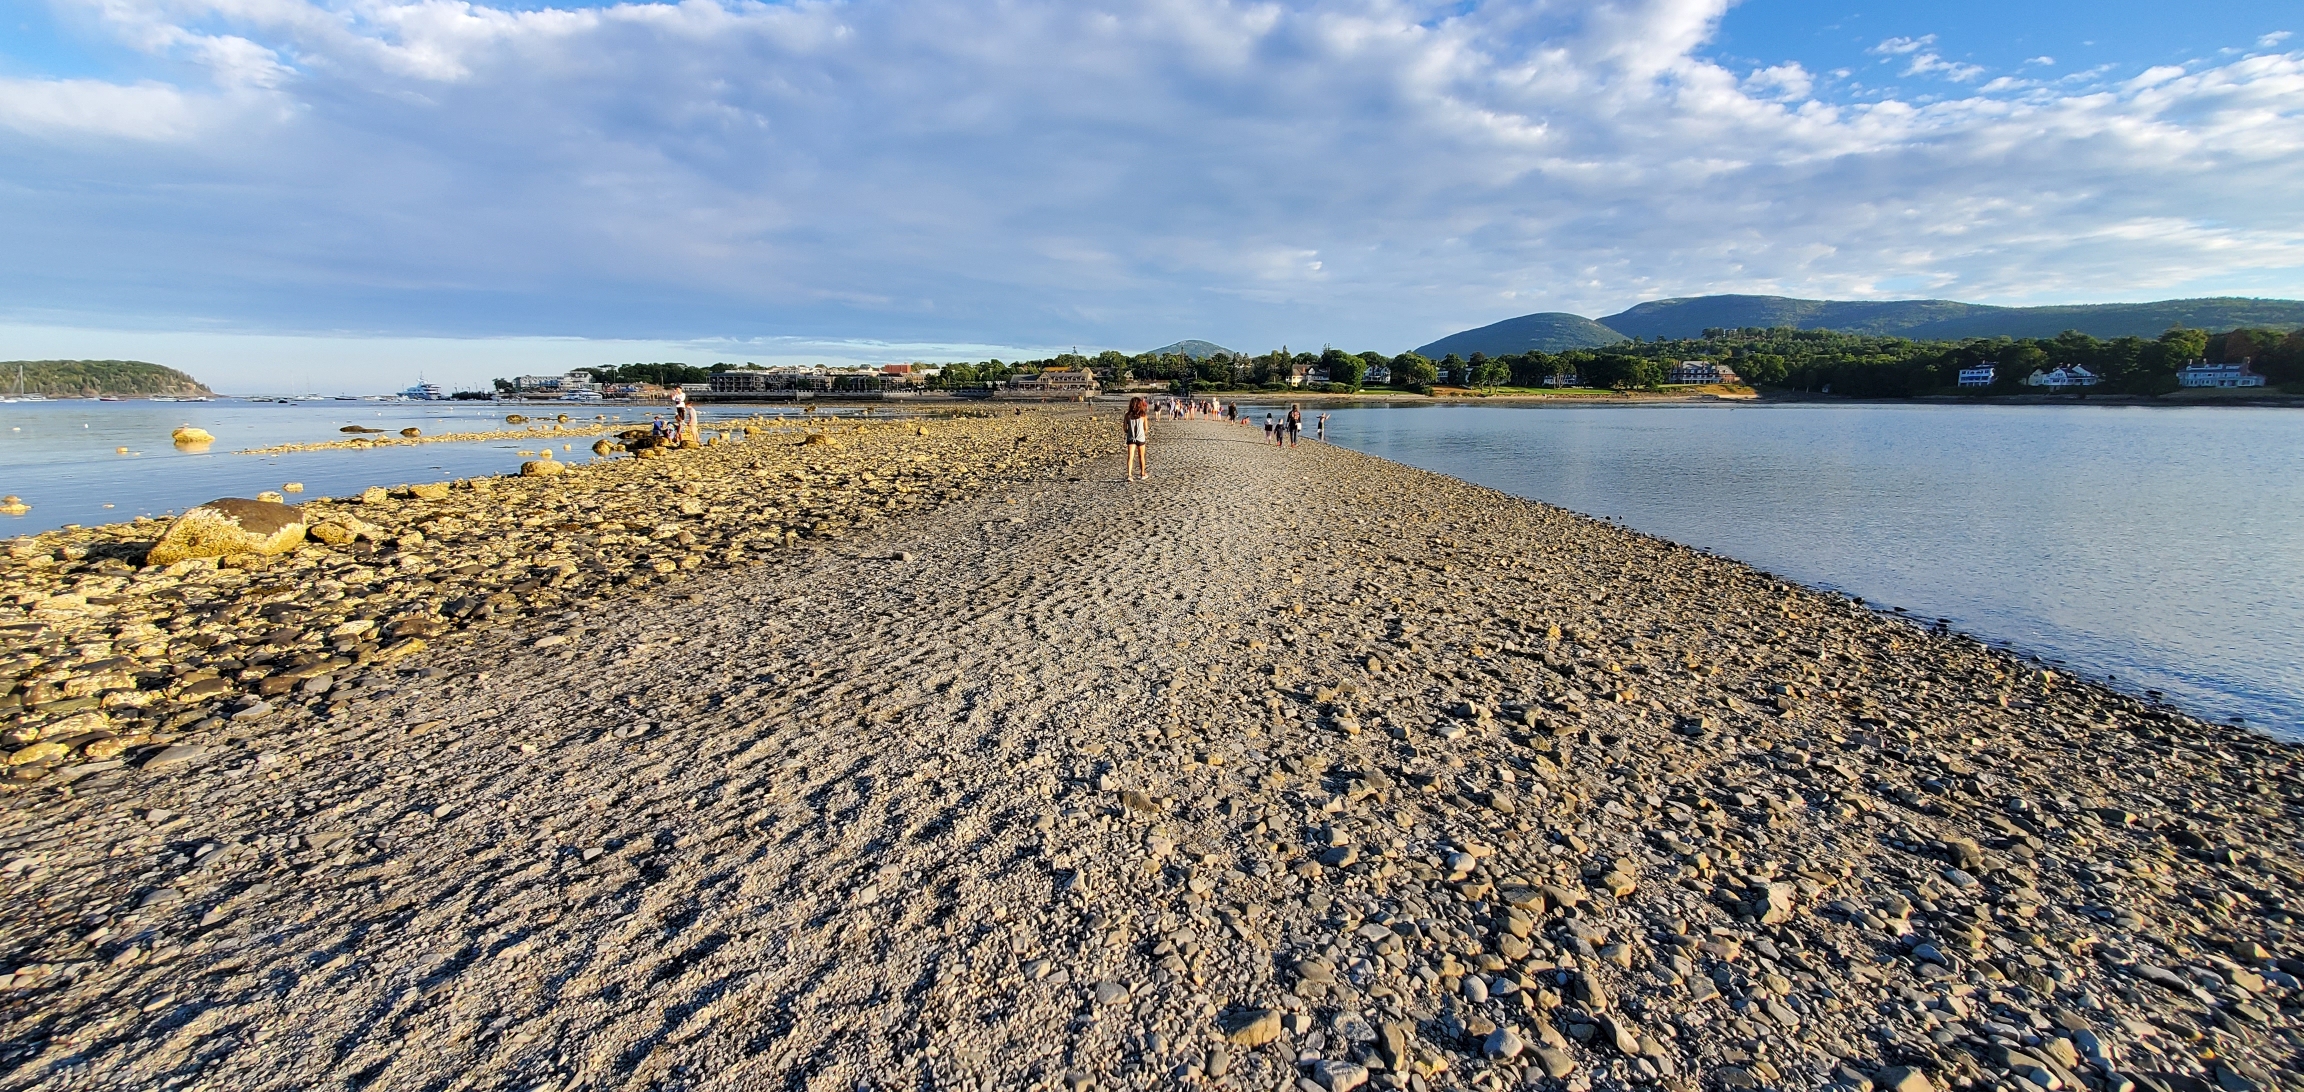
1;0;2299;392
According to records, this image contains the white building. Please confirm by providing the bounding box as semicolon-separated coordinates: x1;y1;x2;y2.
2176;360;2267;388
512;372;596;393
1666;361;1739;385
1543;373;1581;388
1957;364;1996;388
2023;366;2099;389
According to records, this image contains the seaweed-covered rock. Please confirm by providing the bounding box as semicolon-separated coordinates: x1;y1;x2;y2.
145;498;306;565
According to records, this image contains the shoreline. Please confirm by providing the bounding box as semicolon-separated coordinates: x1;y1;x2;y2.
0;414;2298;1092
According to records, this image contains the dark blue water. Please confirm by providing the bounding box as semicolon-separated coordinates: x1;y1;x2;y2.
1279;401;2304;738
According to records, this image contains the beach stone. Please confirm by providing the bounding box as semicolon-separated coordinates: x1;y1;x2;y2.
1873;1066;1933;1092
1484;1026;1524;1059
170;426;214;446
1376;1022;1414;1070
521;460;565;477
1091;979;1127;1005
1311;1059;1367;1092
141;744;209;771
408;482;451;500
146;499;307;565
1222;1009;1282;1047
1533;1046;1576;1078
6;741;70;766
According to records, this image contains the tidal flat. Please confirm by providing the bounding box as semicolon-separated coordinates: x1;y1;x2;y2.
0;412;2296;1092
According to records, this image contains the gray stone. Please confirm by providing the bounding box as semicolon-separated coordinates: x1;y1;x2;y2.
141;744;210;771
1483;1026;1524;1059
1311;1059;1367;1092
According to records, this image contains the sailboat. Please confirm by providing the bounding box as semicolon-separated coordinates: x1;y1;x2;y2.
2;363;48;403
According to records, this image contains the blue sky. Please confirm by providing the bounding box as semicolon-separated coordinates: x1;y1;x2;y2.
1;0;2299;390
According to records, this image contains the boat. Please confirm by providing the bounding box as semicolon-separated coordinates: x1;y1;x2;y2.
401;379;446;401
2;363;48;402
150;396;178;402
99;396;124;402
559;389;603;402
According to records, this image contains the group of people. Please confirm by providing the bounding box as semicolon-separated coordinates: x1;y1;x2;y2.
1119;396;1331;480
1256;405;1327;447
650;387;703;445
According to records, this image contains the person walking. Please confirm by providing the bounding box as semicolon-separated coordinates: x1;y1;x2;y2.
1124;395;1152;481
1286;404;1303;448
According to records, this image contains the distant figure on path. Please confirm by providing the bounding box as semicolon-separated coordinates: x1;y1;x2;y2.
1263;412;1277;444
1286;404;1303;448
1124;396;1151;481
1316;412;1328;441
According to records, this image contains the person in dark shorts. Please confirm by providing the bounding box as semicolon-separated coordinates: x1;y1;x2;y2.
1285;404;1303;447
1123;395;1151;481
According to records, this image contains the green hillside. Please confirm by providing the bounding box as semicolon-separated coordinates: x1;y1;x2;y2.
1593;295;2304;341
1147;339;1235;359
1412;312;1625;358
0;360;214;398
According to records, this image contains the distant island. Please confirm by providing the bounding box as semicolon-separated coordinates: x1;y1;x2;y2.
1416;294;2304;356
0;360;214;399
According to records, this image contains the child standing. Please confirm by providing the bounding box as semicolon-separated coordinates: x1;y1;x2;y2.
1124;396;1151;481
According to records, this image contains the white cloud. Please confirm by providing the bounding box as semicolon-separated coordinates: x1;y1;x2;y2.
0;77;227;141
1871;35;1933;56
2261;31;2293;49
0;0;2299;370
2025;56;2055;66
1872;35;1984;82
1744;62;1814;101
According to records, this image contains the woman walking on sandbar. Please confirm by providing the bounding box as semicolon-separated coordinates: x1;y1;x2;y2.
1124;395;1152;481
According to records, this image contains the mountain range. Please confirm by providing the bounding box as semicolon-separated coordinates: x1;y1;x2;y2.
1412;295;2304;358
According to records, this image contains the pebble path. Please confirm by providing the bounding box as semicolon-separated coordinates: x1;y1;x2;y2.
0;418;2298;1092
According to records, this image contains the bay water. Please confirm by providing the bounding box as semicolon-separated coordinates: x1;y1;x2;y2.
1263;401;2303;738
0;399;876;536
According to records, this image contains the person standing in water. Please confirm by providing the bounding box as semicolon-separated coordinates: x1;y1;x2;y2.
1316;411;1329;441
1124;395;1151;481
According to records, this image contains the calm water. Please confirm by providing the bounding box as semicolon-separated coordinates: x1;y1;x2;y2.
1274;402;2304;738
0;399;881;534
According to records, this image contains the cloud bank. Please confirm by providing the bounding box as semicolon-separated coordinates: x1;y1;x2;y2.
2;0;2300;359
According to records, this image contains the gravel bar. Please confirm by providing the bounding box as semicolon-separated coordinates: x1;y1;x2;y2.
0;414;2297;1092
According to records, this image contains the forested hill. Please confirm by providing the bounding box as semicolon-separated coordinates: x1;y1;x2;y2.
1413;312;1626;357
1147;340;1235;360
1595;295;2304;341
0;360;214;398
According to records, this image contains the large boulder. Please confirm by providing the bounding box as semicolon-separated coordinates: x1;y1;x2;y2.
146;498;307;565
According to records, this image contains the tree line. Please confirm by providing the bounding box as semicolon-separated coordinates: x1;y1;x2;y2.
958;325;2301;396
507;323;2301;399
